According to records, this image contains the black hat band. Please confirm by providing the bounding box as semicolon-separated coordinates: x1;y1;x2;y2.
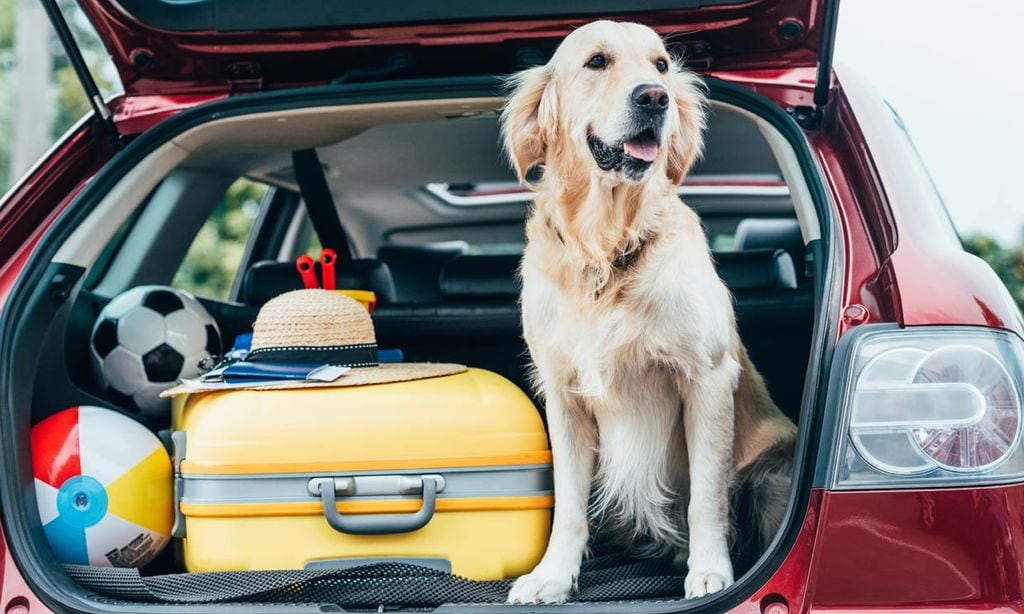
246;342;379;367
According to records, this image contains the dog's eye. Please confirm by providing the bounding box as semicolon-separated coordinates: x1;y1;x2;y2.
656;58;669;73
585;54;608;70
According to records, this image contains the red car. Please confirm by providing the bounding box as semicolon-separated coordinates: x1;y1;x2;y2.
2;0;1023;612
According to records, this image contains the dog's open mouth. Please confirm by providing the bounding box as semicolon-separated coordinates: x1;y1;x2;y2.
623;128;659;163
587;128;660;178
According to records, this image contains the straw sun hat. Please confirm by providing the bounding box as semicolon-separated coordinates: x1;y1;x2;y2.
165;289;465;394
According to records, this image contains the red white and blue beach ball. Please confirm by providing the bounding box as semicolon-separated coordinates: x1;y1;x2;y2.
32;406;173;567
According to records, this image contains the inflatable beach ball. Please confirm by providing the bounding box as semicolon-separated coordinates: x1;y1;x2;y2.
32;406;172;567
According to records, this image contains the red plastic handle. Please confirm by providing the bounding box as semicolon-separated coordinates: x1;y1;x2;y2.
319;248;337;290
295;255;319;289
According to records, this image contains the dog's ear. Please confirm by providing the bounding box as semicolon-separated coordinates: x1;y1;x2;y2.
501;65;557;182
665;65;708;185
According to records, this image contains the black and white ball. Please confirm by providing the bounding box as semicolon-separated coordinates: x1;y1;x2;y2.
90;286;221;416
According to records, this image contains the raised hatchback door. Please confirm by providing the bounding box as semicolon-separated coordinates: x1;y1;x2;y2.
68;0;838;100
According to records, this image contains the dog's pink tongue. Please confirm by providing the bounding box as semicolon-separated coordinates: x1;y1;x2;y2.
624;139;658;162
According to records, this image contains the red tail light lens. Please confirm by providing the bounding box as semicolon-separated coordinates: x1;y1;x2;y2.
833;328;1024;489
911;345;1020;471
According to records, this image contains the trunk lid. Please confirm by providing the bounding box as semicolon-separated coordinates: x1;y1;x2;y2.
69;0;839;100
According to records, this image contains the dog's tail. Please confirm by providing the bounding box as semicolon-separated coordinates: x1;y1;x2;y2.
731;437;794;574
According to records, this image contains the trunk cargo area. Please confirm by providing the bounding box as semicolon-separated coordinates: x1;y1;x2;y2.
0;74;830;612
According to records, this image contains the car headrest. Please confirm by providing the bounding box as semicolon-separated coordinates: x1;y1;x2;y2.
378;242;469;261
439;254;520;299
715;248;797;291
438;250;795;300
436;248;794;298
377;242;469;302
734;218;805;264
241;258;397;305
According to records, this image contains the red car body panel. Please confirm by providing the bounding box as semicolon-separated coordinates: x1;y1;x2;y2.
112;94;227;135
76;0;829;96
811;486;1024;609
0;525;50;614
2;4;1023;611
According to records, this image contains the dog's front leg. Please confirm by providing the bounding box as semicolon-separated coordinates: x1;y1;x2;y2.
678;357;739;598
507;392;596;604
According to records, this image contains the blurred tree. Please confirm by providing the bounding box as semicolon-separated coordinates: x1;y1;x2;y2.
51;58;112;139
173;179;269;300
0;0;11;48
0;0;12;191
964;233;1024;309
9;0;52;181
1;0;115;191
51;0;114;139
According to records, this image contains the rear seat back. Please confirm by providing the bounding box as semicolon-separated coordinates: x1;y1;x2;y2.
376;248;812;418
378;242;468;303
240;259;396;305
439;254;519;300
240;247;812;420
241;249;801;311
434;249;798;300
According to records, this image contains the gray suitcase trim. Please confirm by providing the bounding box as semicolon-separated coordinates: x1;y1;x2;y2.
179;464;553;505
172;428;552;537
171;431;188;539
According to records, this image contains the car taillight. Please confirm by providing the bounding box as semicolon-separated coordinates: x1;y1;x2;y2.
831;327;1024;489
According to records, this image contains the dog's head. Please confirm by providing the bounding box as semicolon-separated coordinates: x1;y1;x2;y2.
502;21;706;186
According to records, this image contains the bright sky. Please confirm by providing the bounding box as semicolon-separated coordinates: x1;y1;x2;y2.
835;0;1024;245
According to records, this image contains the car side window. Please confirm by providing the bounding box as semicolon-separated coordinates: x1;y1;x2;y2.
172;178;270;300
303;223;323;258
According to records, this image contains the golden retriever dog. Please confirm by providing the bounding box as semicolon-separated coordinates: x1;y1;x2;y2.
502;21;798;603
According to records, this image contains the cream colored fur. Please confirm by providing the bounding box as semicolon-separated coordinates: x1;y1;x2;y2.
502;21;797;604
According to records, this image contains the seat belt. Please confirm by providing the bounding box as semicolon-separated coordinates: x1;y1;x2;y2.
291;149;353;260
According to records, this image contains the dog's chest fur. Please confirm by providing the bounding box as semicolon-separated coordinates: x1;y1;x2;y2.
522;201;734;396
520;197;737;547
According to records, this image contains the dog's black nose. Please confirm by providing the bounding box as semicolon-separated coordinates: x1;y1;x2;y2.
631;84;669;112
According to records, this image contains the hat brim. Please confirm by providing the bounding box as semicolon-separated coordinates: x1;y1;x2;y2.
161;362;466;397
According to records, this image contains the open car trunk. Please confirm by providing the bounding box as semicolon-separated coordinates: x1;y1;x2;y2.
0;72;837;612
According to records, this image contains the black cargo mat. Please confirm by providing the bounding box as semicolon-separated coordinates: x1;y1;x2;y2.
65;554;686;606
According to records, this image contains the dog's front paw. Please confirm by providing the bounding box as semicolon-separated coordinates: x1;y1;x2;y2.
507;566;577;604
684;561;734;599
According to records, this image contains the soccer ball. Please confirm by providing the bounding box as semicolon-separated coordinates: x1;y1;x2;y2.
90;286;221;416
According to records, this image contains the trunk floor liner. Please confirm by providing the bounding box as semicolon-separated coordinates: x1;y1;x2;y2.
65;554;686;606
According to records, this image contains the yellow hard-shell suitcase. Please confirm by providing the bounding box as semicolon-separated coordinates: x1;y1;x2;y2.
170;368;552;580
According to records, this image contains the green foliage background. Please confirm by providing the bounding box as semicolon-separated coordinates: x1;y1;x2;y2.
0;0;14;191
172;179;268;300
0;0;114;189
964;234;1024;310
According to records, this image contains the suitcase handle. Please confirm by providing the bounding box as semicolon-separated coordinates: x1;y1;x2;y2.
310;475;440;535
